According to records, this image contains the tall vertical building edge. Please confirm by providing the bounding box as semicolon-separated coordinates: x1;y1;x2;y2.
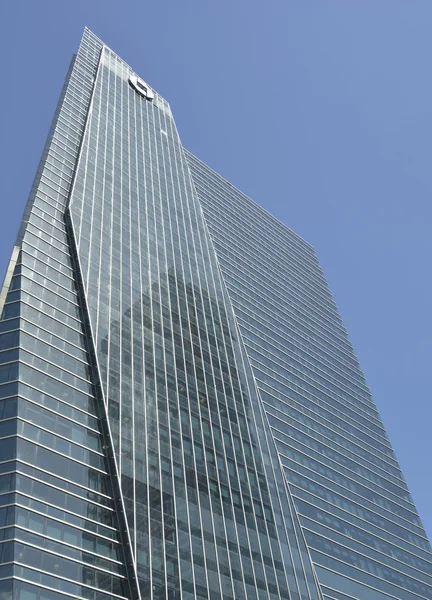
0;27;430;600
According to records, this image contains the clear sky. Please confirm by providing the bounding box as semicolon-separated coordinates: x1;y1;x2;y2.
0;1;431;540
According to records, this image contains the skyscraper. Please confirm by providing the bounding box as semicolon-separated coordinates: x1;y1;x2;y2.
0;26;430;600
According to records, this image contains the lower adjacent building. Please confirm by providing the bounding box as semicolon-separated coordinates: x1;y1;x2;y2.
0;27;430;600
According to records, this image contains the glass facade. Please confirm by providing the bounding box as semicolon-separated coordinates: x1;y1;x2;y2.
185;151;432;600
0;27;430;600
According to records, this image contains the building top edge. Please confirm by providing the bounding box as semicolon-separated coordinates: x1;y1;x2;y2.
82;27;171;113
82;27;313;254
184;148;316;254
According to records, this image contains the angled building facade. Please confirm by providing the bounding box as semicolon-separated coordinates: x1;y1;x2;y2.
0;28;430;600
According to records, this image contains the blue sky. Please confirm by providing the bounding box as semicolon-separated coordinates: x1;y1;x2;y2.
0;1;431;540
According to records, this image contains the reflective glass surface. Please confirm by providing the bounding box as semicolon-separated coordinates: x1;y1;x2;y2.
68;43;324;600
186;150;432;600
0;29;135;600
1;25;431;600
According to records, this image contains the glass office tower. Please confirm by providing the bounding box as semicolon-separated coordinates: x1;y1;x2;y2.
0;27;430;600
